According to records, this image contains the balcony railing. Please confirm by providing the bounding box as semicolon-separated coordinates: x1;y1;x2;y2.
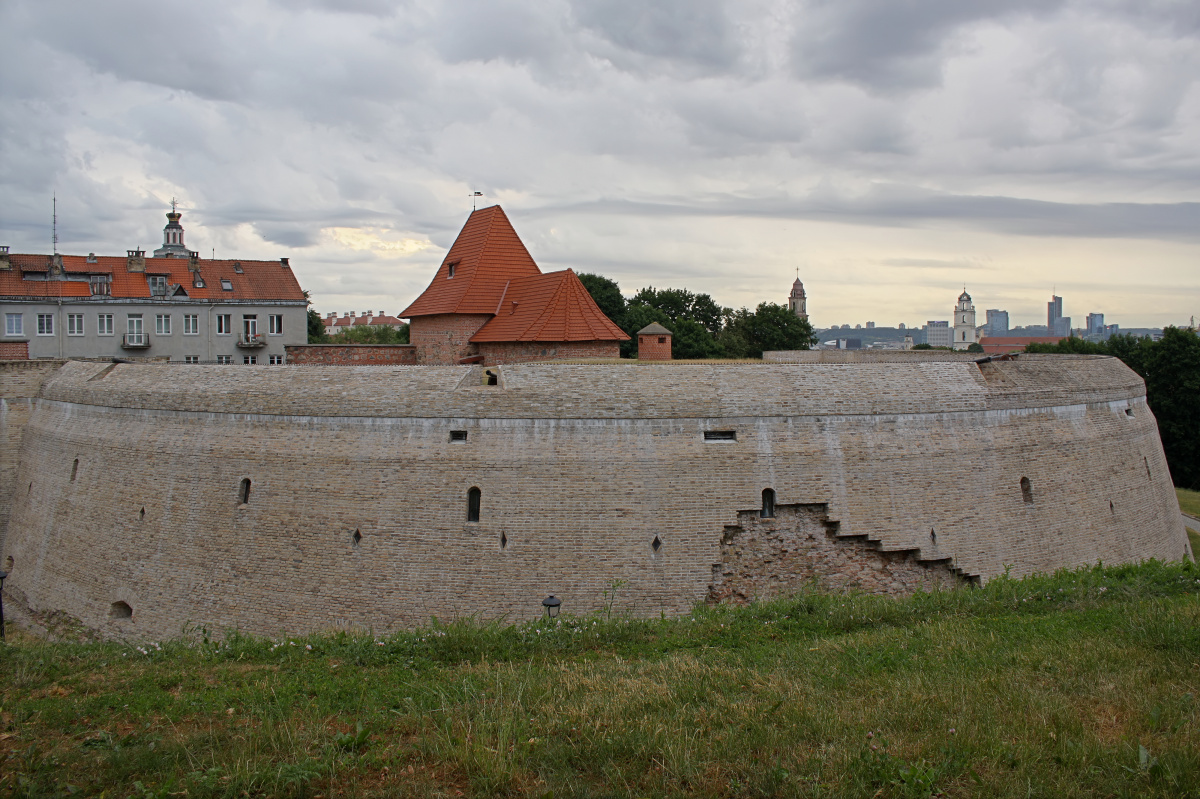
121;333;150;349
237;333;266;348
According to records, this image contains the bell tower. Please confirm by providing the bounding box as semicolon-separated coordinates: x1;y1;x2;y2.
153;198;189;258
788;274;808;321
953;289;977;350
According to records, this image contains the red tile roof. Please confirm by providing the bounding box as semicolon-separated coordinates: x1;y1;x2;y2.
399;206;541;318
0;253;305;302
471;270;629;343
979;336;1066;354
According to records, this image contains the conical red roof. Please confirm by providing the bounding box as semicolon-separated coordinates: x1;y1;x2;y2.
471;270;629;343
400;206;541;318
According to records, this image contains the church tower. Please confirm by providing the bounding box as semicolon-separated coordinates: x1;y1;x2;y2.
153;199;190;258
788;276;808;321
952;289;977;350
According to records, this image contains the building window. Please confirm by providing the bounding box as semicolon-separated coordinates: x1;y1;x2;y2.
243;355;257;365
89;275;110;296
5;313;23;336
450;430;468;442
447;261;457;278
238;478;252;505
37;314;54;335
148;275;167;296
216;314;232;335
217;355;232;364
184;356;199;364
1020;477;1033;504
97;314;114;336
467;487;481;522
184;314;199;335
269;314;283;335
704;430;736;441
156;314;171;335
268;354;284;365
126;315;144;345
220;279;233;291
67;314;85;336
243;315;258;337
761;488;776;518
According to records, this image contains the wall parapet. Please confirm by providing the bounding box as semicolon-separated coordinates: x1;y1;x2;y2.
285;344;418;365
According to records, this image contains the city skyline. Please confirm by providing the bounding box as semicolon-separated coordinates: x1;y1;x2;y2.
2;2;1198;329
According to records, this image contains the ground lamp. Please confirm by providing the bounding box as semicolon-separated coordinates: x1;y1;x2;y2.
542;595;561;619
0;570;7;641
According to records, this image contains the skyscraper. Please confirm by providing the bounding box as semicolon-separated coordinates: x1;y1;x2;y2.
1048;294;1071;337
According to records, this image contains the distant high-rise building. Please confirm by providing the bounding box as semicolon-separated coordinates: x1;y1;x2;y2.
985;309;1009;337
1086;313;1105;337
788;277;807;321
953;290;977;350
1048;294;1071;337
898;322;906;330
866;321;875;329
924;320;952;348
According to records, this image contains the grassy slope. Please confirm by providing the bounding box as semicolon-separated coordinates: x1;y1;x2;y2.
2;562;1200;798
1178;489;1200;552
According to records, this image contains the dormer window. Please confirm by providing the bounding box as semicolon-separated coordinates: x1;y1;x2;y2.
447;260;458;278
194;276;205;288
89;275;111;296
220;279;233;291
148;275;168;296
233;262;244;274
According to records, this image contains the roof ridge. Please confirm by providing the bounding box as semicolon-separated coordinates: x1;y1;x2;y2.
454;206;500;314
524;270;570;340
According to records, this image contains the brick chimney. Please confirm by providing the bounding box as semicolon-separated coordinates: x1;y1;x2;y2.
126;249;146;272
188;251;201;272
0;246;9;270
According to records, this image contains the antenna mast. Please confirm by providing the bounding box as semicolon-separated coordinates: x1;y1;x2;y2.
52;194;58;254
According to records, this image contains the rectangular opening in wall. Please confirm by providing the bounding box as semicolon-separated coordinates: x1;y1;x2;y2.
704;430;737;441
449;430;468;442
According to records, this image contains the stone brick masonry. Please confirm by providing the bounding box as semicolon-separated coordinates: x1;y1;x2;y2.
0;353;1189;640
285;345;418;365
477;341;620;364
409;314;494;364
637;333;672;361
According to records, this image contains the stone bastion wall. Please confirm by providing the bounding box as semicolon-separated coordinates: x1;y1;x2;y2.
0;355;1188;641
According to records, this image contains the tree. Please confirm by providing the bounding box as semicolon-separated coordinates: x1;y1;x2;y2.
328;324;409;345
671;318;722;360
577;273;626;329
630;286;725;335
719;303;817;358
966;342;985;353
307;309;329;343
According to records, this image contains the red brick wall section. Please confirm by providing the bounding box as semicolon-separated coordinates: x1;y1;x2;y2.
477;341;620;365
284;345;419;365
637;333;672;361
0;341;29;360
409;314;494;364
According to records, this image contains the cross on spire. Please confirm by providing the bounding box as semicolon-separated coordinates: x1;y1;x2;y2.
171;197;178;214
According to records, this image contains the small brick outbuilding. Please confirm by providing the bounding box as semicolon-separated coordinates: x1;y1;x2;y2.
637;322;673;360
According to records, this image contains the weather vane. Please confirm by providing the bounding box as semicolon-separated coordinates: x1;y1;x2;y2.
470;190;483;210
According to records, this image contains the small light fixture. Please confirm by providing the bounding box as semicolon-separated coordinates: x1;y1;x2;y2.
542;595;561;619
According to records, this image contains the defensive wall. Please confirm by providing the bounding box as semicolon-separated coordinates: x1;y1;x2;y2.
0;354;1189;641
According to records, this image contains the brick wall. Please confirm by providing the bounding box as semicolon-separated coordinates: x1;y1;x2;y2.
285;345;418;365
477;341;620;365
409;314;493;364
0;341;29;360
0;355;1188;640
637;333;672;361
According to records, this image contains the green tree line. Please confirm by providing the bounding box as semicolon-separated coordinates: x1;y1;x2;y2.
1026;328;1200;490
307;310;409;345
577;274;817;359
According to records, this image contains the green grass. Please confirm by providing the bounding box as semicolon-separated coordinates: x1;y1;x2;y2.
3;561;1200;798
1178;487;1200;519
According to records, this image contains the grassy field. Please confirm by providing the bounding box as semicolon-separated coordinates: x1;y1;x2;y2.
3;562;1200;798
1178;488;1200;552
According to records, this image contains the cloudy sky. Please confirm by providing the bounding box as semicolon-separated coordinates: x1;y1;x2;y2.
2;0;1198;329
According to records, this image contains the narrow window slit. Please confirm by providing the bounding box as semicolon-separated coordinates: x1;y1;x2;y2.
352;529;362;547
652;535;662;553
930;529;937;542
761;488;775;518
139;506;145;520
238;478;252;505
704;430;736;441
70;458;79;482
500;532;508;550
1020;477;1033;504
467;487;481;522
